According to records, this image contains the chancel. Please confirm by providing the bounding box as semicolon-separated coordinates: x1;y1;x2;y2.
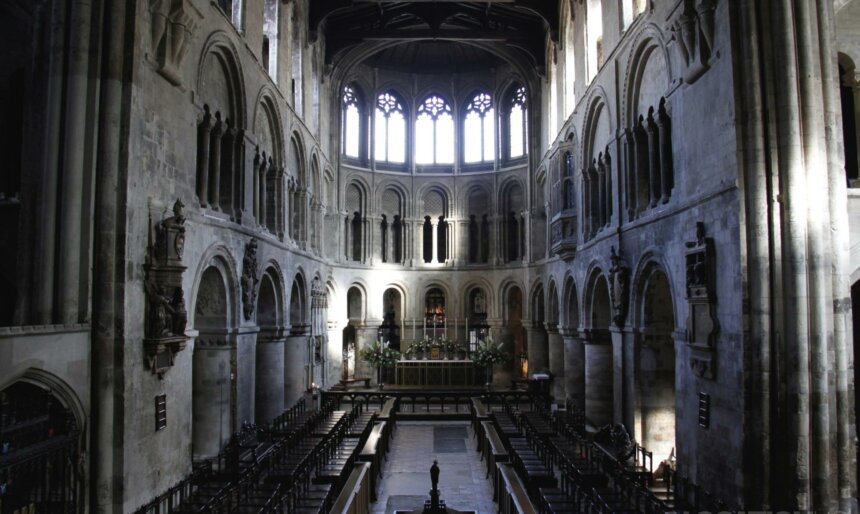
1;0;859;513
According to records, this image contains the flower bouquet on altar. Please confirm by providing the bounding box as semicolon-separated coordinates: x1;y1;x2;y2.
472;338;506;388
359;339;400;388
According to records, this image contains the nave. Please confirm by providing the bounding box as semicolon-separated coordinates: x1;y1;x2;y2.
133;390;729;514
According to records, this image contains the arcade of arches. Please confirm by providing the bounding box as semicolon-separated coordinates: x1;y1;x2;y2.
0;1;859;513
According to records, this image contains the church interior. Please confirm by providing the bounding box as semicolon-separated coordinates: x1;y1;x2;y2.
1;0;860;512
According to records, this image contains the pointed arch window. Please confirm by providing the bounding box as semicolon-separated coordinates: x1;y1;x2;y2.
416;95;454;165
374;91;406;163
509;86;528;159
342;85;362;158
464;93;495;163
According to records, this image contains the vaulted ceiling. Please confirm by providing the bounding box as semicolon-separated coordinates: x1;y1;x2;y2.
309;1;561;74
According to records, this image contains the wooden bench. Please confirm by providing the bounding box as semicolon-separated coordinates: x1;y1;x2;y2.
329;462;372;514
496;462;538;514
355;421;387;501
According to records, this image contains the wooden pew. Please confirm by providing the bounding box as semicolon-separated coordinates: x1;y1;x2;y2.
355;421;387;501
496;462;539;514
329;462;372;514
471;397;490;446
377;396;398;440
480;420;509;502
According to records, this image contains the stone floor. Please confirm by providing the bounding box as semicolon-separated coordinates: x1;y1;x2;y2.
372;421;497;514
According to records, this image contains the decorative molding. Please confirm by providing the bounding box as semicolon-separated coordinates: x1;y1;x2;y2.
684;221;718;380
144;200;189;378
667;0;717;84
149;0;202;86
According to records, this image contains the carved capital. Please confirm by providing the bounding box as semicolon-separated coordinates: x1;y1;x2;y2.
149;0;202;86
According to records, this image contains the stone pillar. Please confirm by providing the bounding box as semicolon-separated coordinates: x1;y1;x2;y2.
546;326;564;401
524;321;548;374
646;111;660;209
283;331;307;408
236;329;257;427
562;330;585;409
192;339;234;460
255;330;285;423
735;2;856;510
584;333;613;427
624;129;636;221
208;114;223;210
57;0;93;324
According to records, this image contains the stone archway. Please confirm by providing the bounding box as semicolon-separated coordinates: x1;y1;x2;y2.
0;379;83;512
255;270;284;424
586;273;613;426
635;267;676;465
192;266;233;460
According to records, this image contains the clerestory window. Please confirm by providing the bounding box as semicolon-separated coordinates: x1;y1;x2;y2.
374;91;406;163
416;95;454;165
464;93;495;164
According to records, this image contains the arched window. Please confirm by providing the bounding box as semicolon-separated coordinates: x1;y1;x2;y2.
218;0;243;30
509;86;528;159
464;92;495;163
262;0;278;80
342;85;361;158
563;152;575;210
587;0;604;81
416;95;454;165
375;91;406;163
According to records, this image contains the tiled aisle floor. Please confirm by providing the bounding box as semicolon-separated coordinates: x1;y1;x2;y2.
372;422;497;514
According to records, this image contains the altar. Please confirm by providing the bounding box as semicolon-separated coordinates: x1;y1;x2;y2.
395;359;476;387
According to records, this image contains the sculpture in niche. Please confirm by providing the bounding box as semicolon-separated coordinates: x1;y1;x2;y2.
144;199;189;377
241;239;259;321
608;247;630;327
474;290;487;315
148;0;201;86
669;0;717;84
684;221;718;379
310;276;328;365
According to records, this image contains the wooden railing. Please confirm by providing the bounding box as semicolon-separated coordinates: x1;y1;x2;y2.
330;462;372;514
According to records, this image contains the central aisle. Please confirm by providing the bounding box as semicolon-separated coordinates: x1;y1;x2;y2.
371;421;496;514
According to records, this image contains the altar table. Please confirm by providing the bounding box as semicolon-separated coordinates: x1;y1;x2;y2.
395;359;476;386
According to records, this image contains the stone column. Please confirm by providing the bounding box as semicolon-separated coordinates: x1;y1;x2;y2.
562;329;585;409
255;329;285;423
192;338;235;461
524;321;548;374
236;328;258;426
283;329;307;408
546;326;564;401
208;114;223;210
624;129;636;221
584;332;613;427
646;111;660;209
93;1;129;509
57;0;93;324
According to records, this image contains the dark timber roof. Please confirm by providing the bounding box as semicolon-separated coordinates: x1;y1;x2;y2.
309;1;560;73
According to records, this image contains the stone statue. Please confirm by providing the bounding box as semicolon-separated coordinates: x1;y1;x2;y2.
430;460;439;491
153;285;174;336
241;239;259;320
608;246;629;327
474;290;486;314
